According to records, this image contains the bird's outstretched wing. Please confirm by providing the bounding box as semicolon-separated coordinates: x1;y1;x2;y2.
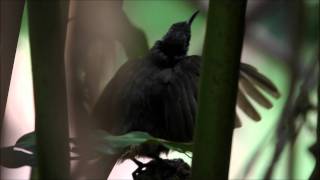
186;55;280;127
238;63;280;124
93;55;280;139
153;55;200;142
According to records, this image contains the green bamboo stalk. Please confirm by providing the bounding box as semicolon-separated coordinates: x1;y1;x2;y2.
191;1;247;179
28;1;70;179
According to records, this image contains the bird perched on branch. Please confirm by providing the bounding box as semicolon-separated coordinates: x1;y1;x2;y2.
93;10;279;171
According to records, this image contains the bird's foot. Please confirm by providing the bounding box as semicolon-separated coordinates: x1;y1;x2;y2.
131;158;147;179
131;158;191;179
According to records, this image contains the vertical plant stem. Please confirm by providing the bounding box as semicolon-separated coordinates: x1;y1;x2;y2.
0;0;25;140
0;1;25;177
263;1;304;178
191;1;247;179
312;49;320;179
310;48;320;179
65;1;119;179
65;1;148;178
315;48;320;179
287;1;304;178
317;48;320;178
28;1;70;179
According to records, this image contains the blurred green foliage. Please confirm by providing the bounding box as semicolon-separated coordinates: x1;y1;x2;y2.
124;0;206;55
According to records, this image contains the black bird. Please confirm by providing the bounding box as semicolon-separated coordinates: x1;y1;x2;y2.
93;10;279;163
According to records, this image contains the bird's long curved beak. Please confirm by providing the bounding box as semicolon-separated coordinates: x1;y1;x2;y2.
188;10;199;25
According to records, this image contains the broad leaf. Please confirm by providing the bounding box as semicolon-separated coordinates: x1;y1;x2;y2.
0;132;36;168
93;131;193;156
1;130;193;169
0;147;36;168
15;132;36;151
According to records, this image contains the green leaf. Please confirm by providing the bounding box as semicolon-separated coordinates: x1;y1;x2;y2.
94;130;193;156
150;138;193;154
0;147;36;168
0;132;37;168
15;131;36;151
1;130;193;169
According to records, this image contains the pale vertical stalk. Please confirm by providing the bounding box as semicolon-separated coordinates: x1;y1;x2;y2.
0;1;25;177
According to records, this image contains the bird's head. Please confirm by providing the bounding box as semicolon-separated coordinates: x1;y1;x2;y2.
152;11;199;60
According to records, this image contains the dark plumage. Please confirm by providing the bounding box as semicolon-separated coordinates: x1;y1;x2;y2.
93;11;279;160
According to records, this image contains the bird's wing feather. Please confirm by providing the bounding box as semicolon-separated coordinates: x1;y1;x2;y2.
92;59;145;132
93;54;279;137
180;56;279;123
238;63;280;121
127;56;201;142
239;75;273;109
160;55;200;141
240;63;280;98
